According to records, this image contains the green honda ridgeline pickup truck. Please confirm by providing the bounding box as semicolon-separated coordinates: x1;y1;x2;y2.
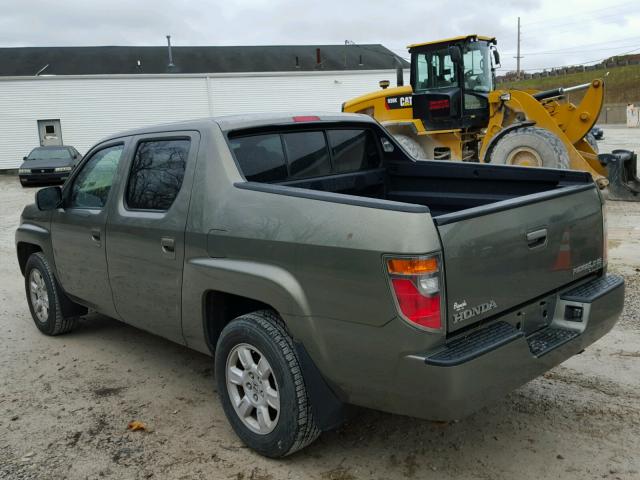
16;113;624;457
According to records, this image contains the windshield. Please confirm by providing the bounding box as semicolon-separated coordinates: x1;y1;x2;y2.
463;42;493;93
27;147;71;161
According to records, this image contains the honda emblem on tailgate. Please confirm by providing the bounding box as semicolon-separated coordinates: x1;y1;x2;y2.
453;299;498;324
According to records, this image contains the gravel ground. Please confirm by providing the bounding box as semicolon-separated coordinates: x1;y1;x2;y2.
1;127;639;479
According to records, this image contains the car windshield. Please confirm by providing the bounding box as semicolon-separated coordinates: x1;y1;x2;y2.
27;148;71;161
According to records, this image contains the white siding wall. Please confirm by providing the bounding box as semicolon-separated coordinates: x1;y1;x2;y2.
0;70;405;169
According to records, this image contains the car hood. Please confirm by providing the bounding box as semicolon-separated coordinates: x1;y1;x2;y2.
20;158;75;169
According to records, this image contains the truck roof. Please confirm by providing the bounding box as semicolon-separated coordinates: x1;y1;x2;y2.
101;112;375;143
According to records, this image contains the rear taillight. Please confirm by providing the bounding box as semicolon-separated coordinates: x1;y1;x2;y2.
386;254;443;330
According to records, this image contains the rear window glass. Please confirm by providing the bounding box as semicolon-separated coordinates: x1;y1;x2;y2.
282;131;331;179
327;129;381;173
230;134;287;183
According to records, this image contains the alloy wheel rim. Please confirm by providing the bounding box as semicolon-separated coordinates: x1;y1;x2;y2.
29;269;49;323
507;147;543;167
226;343;280;435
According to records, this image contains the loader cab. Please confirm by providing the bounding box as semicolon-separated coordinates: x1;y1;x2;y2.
410;35;498;130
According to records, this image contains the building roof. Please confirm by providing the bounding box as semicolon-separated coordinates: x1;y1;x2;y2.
0;44;409;77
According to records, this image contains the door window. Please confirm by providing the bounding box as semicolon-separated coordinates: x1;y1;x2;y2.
68;144;124;209
126;139;190;211
415;48;458;90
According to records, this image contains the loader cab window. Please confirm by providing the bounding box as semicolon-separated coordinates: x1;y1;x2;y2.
463;42;493;93
415;48;458;91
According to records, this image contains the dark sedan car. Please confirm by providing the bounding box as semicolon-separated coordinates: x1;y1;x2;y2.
18;146;82;186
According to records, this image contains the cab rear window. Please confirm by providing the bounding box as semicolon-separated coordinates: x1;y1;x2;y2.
230;128;381;183
229;134;287;183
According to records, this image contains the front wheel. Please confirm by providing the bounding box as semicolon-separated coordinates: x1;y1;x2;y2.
215;310;320;457
488;126;570;169
24;252;78;335
394;134;428;160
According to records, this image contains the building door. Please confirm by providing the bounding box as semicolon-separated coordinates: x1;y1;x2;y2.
38;119;63;146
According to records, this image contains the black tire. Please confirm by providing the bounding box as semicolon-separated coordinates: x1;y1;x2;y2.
394;134;428;160
585;131;599;153
24;252;78;336
215;310;320;457
489;126;570;169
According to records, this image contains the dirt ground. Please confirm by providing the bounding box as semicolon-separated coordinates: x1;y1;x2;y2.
1;127;639;480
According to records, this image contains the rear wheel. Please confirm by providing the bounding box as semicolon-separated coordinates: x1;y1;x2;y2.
489;127;570;170
394;134;428;160
215;310;320;457
24;252;78;335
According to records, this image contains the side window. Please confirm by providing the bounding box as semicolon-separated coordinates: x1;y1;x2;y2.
68;144;124;209
230;134;287;182
126;139;190;211
282;131;331;179
327;129;381;173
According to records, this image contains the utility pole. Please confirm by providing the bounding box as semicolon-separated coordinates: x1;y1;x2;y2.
515;17;522;79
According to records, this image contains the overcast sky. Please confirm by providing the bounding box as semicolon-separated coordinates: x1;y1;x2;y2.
1;0;639;73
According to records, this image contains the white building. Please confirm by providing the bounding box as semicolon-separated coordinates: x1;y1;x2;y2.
0;44;408;169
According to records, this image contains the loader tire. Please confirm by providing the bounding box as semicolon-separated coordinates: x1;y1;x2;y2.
489;127;570;170
585;132;599;153
394;134;428;160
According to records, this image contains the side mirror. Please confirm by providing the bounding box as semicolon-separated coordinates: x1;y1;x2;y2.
73;153;79;159
36;186;62;211
23;156;28;161
448;45;462;64
492;49;501;67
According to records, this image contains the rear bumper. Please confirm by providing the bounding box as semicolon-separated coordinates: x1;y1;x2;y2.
387;274;624;420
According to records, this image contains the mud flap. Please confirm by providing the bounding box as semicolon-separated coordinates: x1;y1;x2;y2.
600;149;640;201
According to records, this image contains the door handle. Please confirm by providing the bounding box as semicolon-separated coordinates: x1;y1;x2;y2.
90;228;101;246
526;228;547;249
160;237;176;258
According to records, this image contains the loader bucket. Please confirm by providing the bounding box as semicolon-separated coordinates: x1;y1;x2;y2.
600;149;640;201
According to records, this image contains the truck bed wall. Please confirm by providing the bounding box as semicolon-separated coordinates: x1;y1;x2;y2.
276;158;593;217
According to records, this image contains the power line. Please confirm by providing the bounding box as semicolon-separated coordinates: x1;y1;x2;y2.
523;1;639;27
497;45;640;72
501;36;640;56
522;9;640;34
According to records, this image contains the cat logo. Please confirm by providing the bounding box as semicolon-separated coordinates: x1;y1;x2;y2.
385;95;413;110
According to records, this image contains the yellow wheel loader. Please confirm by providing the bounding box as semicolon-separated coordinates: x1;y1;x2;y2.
342;35;639;201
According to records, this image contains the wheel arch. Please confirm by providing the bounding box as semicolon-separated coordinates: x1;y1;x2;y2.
481;120;535;162
202;290;276;354
17;241;43;275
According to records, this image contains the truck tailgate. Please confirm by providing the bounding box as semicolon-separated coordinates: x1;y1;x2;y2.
435;184;604;333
